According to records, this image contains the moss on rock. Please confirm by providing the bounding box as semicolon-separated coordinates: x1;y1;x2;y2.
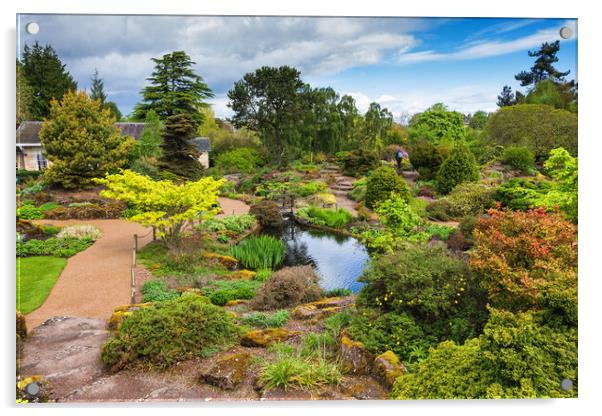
240;328;301;347
373;350;407;389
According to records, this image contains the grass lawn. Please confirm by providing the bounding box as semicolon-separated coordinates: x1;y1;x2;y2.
17;256;67;314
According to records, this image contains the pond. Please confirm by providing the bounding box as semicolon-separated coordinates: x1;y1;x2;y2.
261;220;370;294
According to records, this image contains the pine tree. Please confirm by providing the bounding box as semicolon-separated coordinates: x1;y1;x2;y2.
16;60;33;126
21;42;77;119
515;41;570;87
497;85;515;107
134;51;214;124
90;69;107;104
159;113;203;180
89;69;122;121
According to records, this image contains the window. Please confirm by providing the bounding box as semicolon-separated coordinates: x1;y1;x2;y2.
36;152;48;170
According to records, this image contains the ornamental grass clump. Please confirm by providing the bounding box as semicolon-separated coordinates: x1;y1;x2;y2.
229;235;286;270
56;224;103;241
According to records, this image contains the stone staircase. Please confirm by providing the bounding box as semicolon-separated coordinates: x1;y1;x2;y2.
320;164;358;216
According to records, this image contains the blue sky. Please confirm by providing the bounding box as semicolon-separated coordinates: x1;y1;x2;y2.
17;15;577;120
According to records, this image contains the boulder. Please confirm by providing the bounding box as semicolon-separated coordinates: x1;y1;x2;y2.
373;350;406;389
201;352;251;390
241;328;301;347
338;330;374;375
107;303;152;330
339;376;387;400
291;297;353;321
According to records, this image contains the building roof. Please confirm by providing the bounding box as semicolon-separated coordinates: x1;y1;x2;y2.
16;121;147;146
191;137;211;152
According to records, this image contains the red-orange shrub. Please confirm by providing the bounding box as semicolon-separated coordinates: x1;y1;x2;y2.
470;208;577;318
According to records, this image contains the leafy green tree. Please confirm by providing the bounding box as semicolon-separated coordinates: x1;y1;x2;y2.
486;104;577;159
134;51;214;124
159;113;203;179
408;103;466;145
137;110;163;158
436;143;480;194
21;42;77;119
104;101;122;121
362;102;393;151
39;90;134;189
337;94;362;149
525;79;577;113
468;111;488;130
228;66;307;164
16;60;33;125
515;41;570;87
97;170;224;252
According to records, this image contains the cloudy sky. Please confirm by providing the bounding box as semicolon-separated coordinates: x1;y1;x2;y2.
17;15;577;120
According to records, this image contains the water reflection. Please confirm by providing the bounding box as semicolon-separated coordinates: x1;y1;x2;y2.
261;221;369;293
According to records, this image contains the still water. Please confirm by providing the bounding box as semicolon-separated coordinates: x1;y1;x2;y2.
261;220;370;294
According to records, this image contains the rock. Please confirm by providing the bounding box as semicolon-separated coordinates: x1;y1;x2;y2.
17;375;53;402
373;350;406;389
338;330;374;375
241;328;301;347
226;270;256;280
16;310;27;338
107;303;152;330
203;253;238;270
339;376;387;400
200;352;251;390
291;297;353;321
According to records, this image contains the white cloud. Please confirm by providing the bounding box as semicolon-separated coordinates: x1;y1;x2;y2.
346;86;500;118
398;19;577;64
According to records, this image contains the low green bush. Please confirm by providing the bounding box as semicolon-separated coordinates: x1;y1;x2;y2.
16;203;43;220
16;237;94;258
502;146;535;172
101;295;240;371
255;268;273;282
215;147;264;174
229;235;286;269
300;332;337;359
349;178;367;202
425;223;455;240
409;141;445;180
141;280;180;302
296;181;327;197
392;308;577;399
323;288;352;297
241;310;290;328
202;280;264;306
436;144;480;194
203;214;256;234
340;149;380;177
365;166;410;209
249;200;283;228
296;206;353;229
444;183;496;218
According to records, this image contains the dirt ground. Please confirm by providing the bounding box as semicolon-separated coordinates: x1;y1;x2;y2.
25;219;153;329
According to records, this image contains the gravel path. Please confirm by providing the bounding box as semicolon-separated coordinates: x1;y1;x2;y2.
217;197;250;217
25;219;153;330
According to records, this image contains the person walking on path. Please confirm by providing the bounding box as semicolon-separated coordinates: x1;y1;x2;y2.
395;148;408;171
